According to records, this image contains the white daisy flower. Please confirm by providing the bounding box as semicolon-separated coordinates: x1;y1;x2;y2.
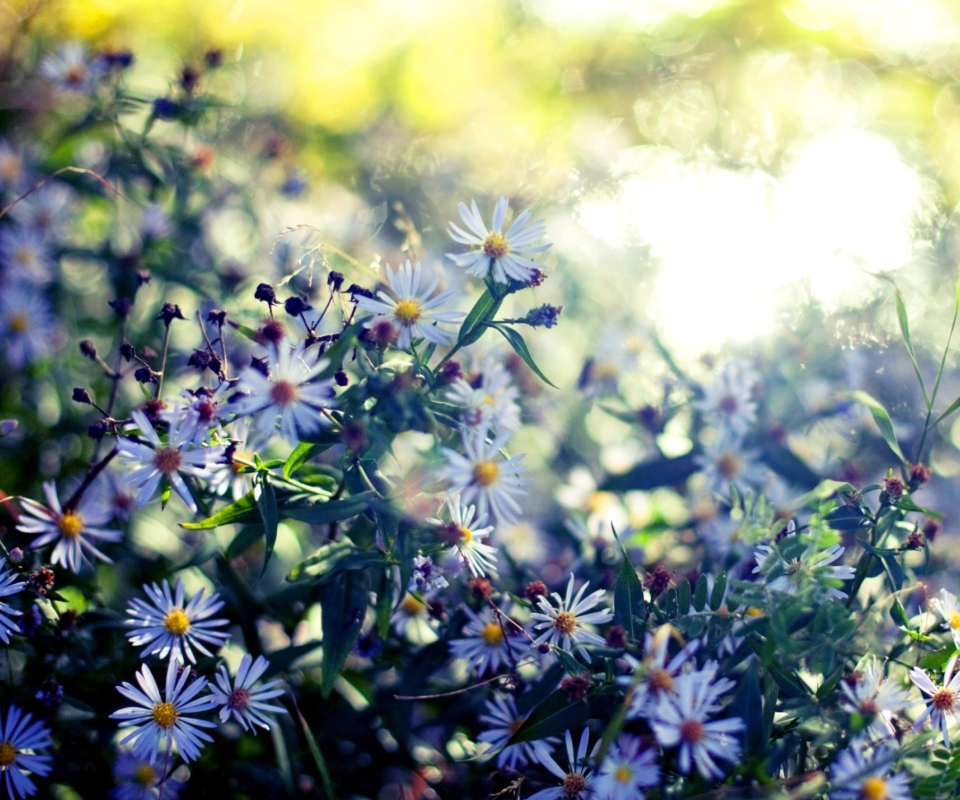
233;342;336;444
40;42;101;93
931;588;960;647
0;139;27;196
448;605;517;675
111;751;187;800
445;360;521;434
110;659;218;763
477;693;556;770
753;536;855;602
390;592;439;643
0;228;54;283
829;742;911;800
839;658;912;740
440;429;529;525
696;360;759;440
209;654;287;733
619;631;700;719
448;195;551;284
207;417;263;501
910;658;960;746
695;435;767;495
595;733;660;800
528;729;599;800
8;182;74;240
0;705;53;799
433;497;498;578
116;409;223;515
89;467;139;522
650;672;745;780
530;574;613;662
17;481;122;573
354;260;463;350
0;559;23;644
126;578;231;665
0;282;56;369
161;385;232;447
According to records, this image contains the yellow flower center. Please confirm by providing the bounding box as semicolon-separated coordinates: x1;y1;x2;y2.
948;612;960;630
163;608;191;635
135;764;156;786
13;247;35;268
393;299;422;326
0;742;16;768
58;510;84;539
151;702;178;729
614;765;632;784
861;777;888;800
480;621;504;646
400;594;426;616
482;232;509;259
460;527;474;543
153;447;183;475
553;611;577;636
482;394;495;406
7;314;28;333
472;461;499;487
269;379;299;407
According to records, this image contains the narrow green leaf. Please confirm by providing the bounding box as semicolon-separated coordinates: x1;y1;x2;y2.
613;557;646;641
296;707;338;800
287;538;356;582
458;289;501;348
284;442;324;479
181;491;258;530
264;641;322;677
507;688;589;745
890;599;909;628
933;394;960;427
320;570;367;697
225;524;265;560
257;474;279;579
486;323;557;388
556;648;586;677
894;290;930;408
318;321;364;378
282;491;375;525
160;481;171;510
693;574;708;612
844;391;906;463
732;661;764;753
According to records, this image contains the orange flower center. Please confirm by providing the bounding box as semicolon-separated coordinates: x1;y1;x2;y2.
0;742;16;768
861;777;888;800
716;453;741;479
553;611;577;637
933;688;956;711
647;667;675;693
679;719;706;744
135;764;156;785
7;314;28;333
563;773;587;797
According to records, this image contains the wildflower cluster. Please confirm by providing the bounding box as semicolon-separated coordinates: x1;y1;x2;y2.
2;32;960;800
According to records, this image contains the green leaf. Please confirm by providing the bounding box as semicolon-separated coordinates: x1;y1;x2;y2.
677;578;691;615
320;570;368;697
934;394;960;427
296;707;338;800
180;491;259;530
457;288;501;349
284;442;327;479
709;573;727;611
281;491;376;525
507;688;589;745
556;648;587;677
257;474;279;580
891;599;909;628
613;555;646;641
225;524;265;560
894;288;930;408
230;321;261;343
287;538;356;582
160;481;171;510
732;661;764;753
844;391;906;463
693;574;708;612
600;453;698;493
264;641;323;677
485;323;557;388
